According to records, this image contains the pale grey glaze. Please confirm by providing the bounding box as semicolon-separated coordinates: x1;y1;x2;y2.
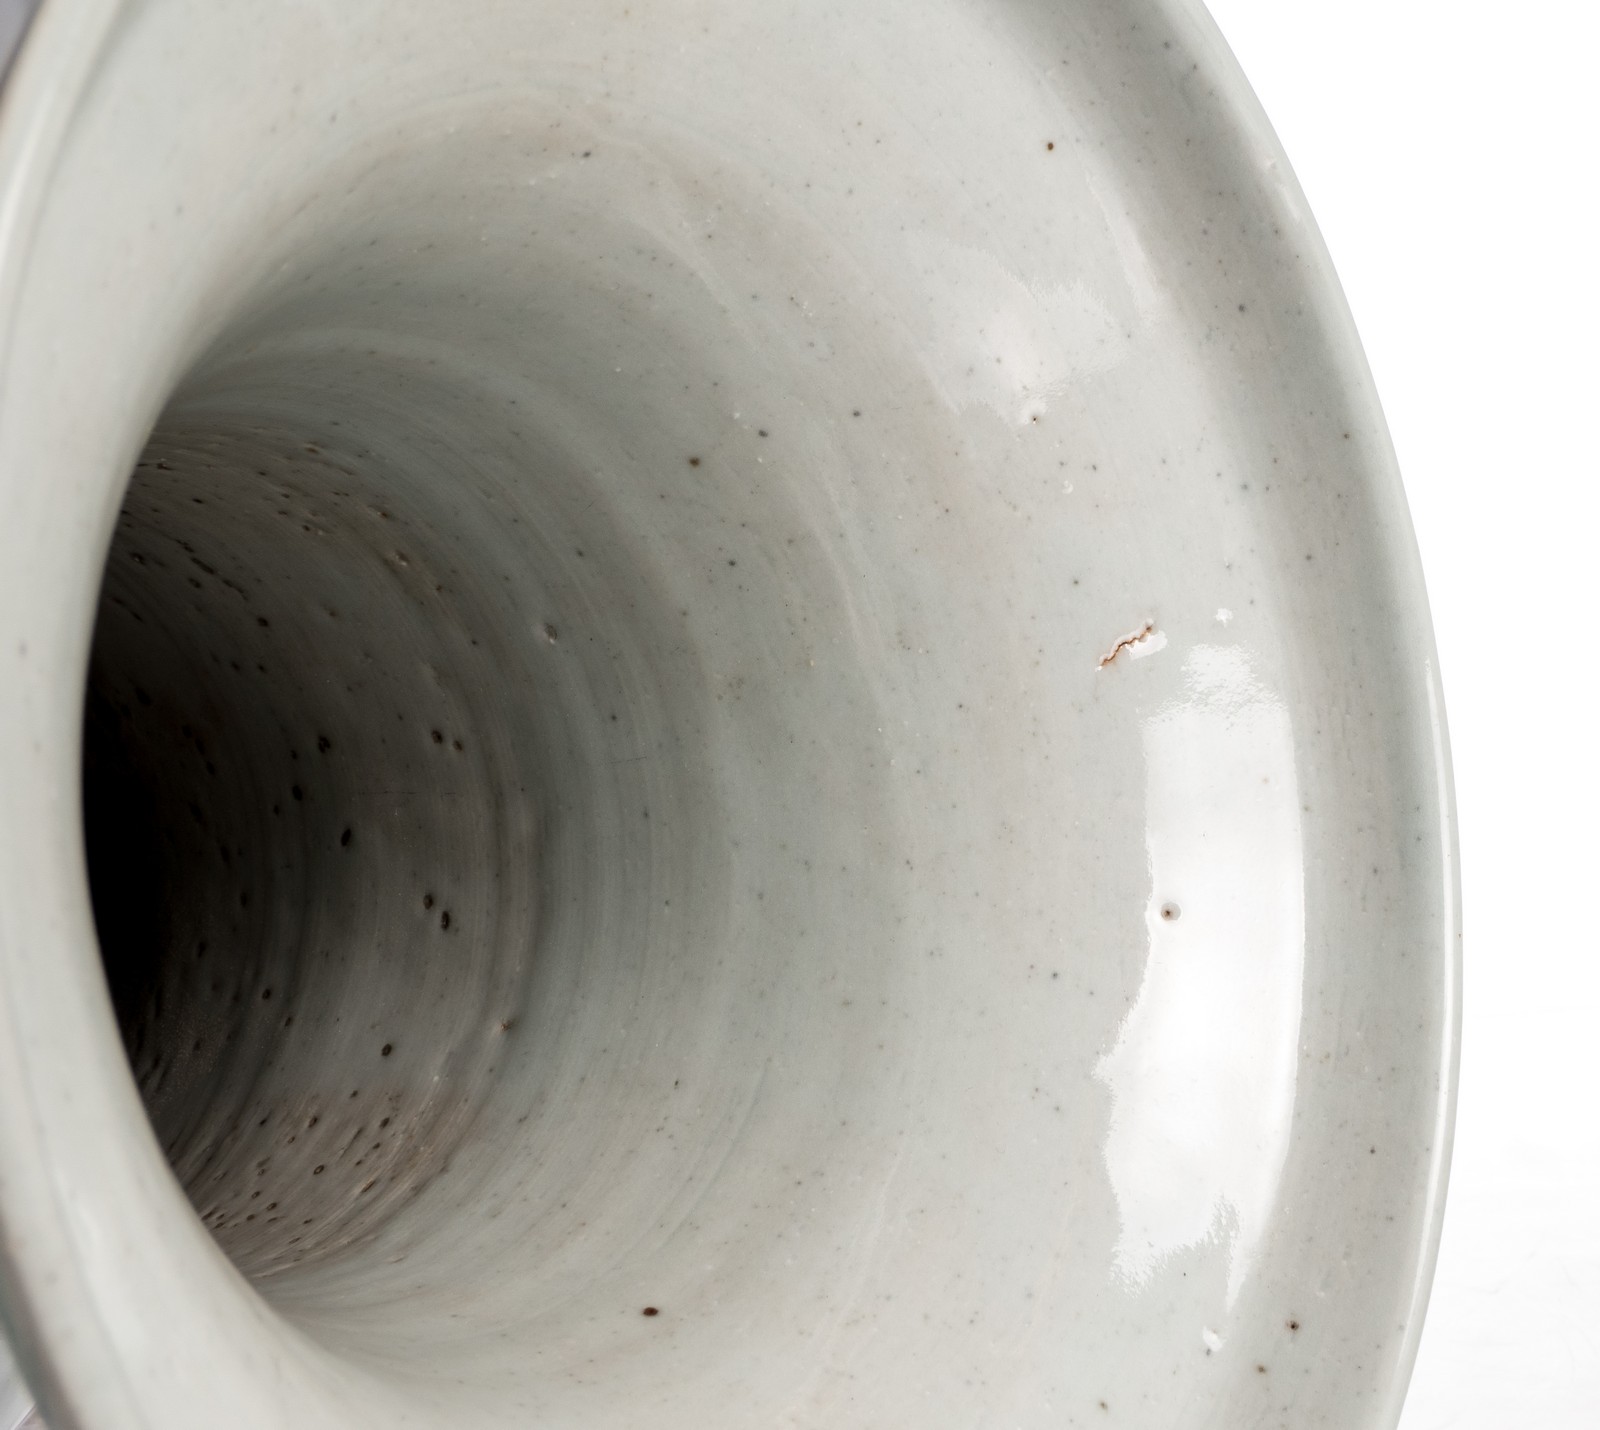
0;1;1457;1427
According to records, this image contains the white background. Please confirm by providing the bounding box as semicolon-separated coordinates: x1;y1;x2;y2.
4;3;1598;1428
1203;1;1600;1425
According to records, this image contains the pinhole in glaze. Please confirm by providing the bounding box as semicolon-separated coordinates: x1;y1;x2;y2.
0;1;1457;1428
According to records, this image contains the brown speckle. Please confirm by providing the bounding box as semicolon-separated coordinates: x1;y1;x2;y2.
381;1043;393;1057
642;1306;659;1317
688;456;701;467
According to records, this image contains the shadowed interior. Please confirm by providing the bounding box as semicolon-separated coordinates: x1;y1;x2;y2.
83;402;562;1280
80;330;757;1285
73;130;919;1403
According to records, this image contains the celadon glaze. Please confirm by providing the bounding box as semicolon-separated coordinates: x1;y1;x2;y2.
0;1;1458;1427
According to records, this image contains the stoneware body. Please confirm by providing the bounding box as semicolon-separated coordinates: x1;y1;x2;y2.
0;1;1458;1427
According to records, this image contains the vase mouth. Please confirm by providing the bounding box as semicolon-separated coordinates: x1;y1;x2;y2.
0;2;1457;1428
81;321;714;1297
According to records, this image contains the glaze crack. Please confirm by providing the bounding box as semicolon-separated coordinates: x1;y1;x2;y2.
1097;621;1157;668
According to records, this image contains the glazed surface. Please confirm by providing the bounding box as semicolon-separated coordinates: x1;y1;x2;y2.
0;2;1455;1427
